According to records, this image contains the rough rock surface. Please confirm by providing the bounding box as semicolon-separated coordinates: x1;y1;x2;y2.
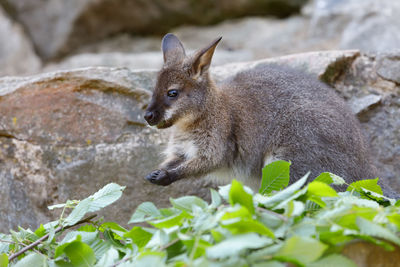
0;5;41;76
1;50;399;233
2;0;306;60
309;0;400;52
46;0;400;74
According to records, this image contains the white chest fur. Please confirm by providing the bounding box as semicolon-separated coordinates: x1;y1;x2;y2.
163;138;198;160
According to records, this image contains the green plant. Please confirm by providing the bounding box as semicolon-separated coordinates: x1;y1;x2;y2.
1;161;399;266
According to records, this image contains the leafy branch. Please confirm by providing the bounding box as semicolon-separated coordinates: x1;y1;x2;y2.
8;214;97;261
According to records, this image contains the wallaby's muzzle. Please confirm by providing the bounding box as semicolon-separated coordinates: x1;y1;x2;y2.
144;110;159;126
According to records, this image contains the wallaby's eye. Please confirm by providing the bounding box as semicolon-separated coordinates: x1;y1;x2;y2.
167;89;179;98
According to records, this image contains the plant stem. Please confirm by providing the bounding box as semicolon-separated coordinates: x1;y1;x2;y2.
8;214;97;261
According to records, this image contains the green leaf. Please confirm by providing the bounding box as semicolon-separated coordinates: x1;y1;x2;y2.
256;172;309;207
260;160;291;194
308;254;357;267
129;202;162;223
274;236;327;264
0;253;8;267
346;178;383;196
210;189;222;208
124;227;153;248
388;213;400;229
14;253;47;267
218;184;231;201
135;251;166;267
90;239;111;260
207;233;272;259
34;224;46;238
150;211;192;228
252;261;286;267
334;207;377;230
100;222;127;238
170;196;208;212
64;198;92;226
307;181;338;197
88;183;125;212
314;172;345;186
356;217;400;246
94;247;119;267
229;179;255;214
182;238;211;259
64;241;96;267
221;218;275;238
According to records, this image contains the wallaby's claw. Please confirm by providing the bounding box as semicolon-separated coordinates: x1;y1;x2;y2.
145;169;173;186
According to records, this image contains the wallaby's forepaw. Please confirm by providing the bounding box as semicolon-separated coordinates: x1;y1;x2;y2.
145;169;174;186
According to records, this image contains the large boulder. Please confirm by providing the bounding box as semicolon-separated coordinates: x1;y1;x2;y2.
0;50;399;232
308;0;400;52
0;5;41;76
2;0;306;60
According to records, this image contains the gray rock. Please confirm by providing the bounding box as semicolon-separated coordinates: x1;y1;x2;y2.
309;0;400;53
1;50;400;233
42;50;253;73
0;6;41;76
349;95;382;115
3;0;306;60
377;54;400;84
0;67;214;232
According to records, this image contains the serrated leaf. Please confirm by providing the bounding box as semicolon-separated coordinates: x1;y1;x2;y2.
64;198;92;226
64;241;96;267
100;222;127;238
124;227;153;248
347;178;383;196
90;239;111;260
150;211;191;228
260;160;291;194
221;218;274;238
170;196;208;212
207;233;272;259
129;202;162;223
95;247;119;267
13;253;46;267
334;207;377;230
307;181;338;197
356;217;400;246
314;172;345;185
88;183;125;212
34;224;46;238
256;172;309;207
274;236;327;264
308;254;356;267
229;180;255;214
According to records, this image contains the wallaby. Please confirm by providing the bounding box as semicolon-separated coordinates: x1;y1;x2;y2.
144;33;378;192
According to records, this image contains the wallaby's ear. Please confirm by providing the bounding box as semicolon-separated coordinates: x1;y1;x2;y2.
190;37;222;78
162;33;186;65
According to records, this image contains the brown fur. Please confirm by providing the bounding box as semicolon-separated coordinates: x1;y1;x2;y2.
144;33;381;193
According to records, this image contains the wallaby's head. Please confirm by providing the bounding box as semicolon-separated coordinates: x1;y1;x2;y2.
144;33;221;129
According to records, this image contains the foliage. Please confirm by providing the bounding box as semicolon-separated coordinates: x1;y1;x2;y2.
1;162;400;266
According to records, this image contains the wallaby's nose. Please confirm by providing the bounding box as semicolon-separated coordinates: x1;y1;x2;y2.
144;111;154;123
144;111;158;125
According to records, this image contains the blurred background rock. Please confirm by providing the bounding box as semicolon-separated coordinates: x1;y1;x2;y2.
0;0;400;232
1;0;399;76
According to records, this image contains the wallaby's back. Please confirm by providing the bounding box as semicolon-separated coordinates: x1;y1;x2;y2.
218;64;376;189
